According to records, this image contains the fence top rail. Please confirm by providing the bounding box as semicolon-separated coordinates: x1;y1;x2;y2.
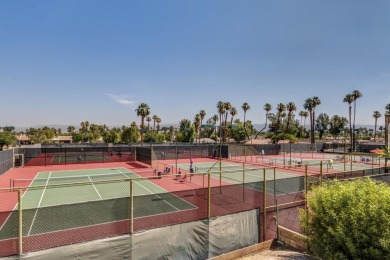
319;172;390;183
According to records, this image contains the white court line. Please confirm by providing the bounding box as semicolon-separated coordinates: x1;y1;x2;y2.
133;179;181;211
87;175;103;200
27;171;52;236
117;168;199;210
0;170;51;232
117;170;180;211
117;168;198;211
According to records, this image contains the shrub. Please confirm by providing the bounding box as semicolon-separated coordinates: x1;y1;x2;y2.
300;179;390;259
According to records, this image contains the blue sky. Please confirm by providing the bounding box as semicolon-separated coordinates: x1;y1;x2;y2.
1;1;389;128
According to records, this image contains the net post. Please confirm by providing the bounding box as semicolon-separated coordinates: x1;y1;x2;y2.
129;179;134;234
262;168;266;242
18;187;23;256
320;161;323;186
207;173;211;219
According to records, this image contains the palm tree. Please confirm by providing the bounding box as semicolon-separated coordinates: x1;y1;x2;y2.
223;102;232;142
212;114;219;126
311;97;322;143
255;103;272;139
303;97;321;144
275;103;286;133
351;90;363;150
224;102;232;124
199;109;206;143
193;114;201;142
385;103;390;114
230;107;238;125
343;94;354;148
67;126;75;134
286;102;297;133
298;111;305;126
217;101;226;142
152;115;158;131
146;116;152;130
373;111;382;142
135;103;150;144
212;114;219;141
302;111;309;129
156;117;161;132
79;121;90;133
242;102;251;141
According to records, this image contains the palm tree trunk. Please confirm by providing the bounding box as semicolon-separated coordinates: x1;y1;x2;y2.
141;117;145;144
286;115;290;134
311;111;315;144
374;119;377;142
349;106;352;151
353;101;357;151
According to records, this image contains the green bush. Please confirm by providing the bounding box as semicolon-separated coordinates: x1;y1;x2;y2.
300;179;390;259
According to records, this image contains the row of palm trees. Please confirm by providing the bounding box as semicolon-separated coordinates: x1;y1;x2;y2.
135;96;390;145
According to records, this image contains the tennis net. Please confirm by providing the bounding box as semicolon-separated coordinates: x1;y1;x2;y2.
10;171;148;189
195;164;261;173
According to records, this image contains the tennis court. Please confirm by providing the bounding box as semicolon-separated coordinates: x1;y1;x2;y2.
0;167;196;241
177;161;313;195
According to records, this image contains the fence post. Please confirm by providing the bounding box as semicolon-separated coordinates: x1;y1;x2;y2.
305;165;308;212
275;199;279;240
320;161;323;186
304;164;309;231
208;173;211;219
263;168;266;242
18;188;23;256
273;167;276;205
242;162;245;202
129;179;134;234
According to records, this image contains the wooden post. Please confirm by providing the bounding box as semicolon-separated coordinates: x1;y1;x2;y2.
242;162;245;202
263;168;266;242
273;167;276;205
208;173;211;219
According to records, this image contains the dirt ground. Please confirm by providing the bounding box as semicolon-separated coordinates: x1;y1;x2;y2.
234;242;315;260
236;249;314;260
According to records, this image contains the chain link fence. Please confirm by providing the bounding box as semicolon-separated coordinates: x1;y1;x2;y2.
0;149;13;175
1;155;389;257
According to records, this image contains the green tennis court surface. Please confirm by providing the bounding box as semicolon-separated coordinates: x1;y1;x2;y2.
0;167;196;240
177;162;314;195
50;153;113;163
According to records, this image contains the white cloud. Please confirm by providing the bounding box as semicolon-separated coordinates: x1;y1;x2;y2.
107;94;137;106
